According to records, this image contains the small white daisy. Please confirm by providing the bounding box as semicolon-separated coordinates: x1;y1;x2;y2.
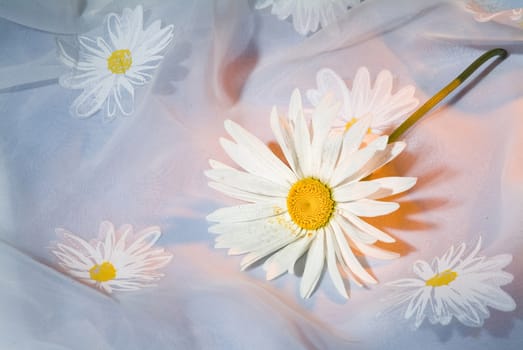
58;5;174;120
306;67;419;134
206;89;416;298
51;221;173;293
387;237;516;328
255;0;361;35
465;1;523;28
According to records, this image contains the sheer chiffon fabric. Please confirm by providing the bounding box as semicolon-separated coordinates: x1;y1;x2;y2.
0;0;522;349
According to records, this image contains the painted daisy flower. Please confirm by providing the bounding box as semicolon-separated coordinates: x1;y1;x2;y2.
58;5;174;120
306;67;419;135
255;0;361;35
387;238;516;328
206;89;416;298
465;1;523;28
50;221;173;293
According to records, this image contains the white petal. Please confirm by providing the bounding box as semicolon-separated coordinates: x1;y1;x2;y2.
70;76;114;118
224;119;296;184
291;90;312;176
464;254;513;274
319;131;343;181
126;226;162;256
57;39;77;68
205;167;288;198
351;67;371;117
369;69;392;111
220;137;293;185
325;228;348;298
366;177;417;200
405;287;430;320
350;240;399;260
351;141;406;181
52;248;92;269
78;36;107;57
340;112;373;156
263;237;312;280
218;220;291;255
270;107;299;175
468;281;516;312
208;181;274;203
342;212;395;243
100;221;116;261
335;214;376;244
240;234;298;270
55;228;100;262
310;95;341;172
332;181;380;202
340;199;399;217
114;224;133;252
413;260;434;280
59;70;106;89
331;219;377;284
114;77;135;116
300;231;325;298
207;201;285;224
386;278;425;288
307;68;350;116
330;135;388;187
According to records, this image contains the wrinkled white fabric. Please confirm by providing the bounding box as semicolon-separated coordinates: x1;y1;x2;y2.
0;0;522;349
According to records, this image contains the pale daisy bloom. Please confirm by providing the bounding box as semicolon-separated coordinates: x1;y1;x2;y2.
51;221;173;293
58;5;174;120
307;67;419;135
387;237;516;328
206;89;416;298
255;0;361;35
465;1;523;27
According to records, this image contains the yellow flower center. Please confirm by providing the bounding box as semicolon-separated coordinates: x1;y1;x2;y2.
425;269;458;287
107;49;132;74
286;177;335;231
89;261;117;282
344;117;359;132
344;117;372;134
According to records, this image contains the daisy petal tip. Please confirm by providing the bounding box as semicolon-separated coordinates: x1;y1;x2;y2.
55;227;68;235
290;88;302;101
383;236;397;244
265;270;279;281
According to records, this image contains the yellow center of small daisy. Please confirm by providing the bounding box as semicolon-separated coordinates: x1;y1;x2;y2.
425;269;458;287
107;49;132;74
286;177;335;231
344;117;372;134
344;117;359;132
89;261;117;282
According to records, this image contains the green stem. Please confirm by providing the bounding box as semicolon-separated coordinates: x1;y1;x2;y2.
388;48;508;143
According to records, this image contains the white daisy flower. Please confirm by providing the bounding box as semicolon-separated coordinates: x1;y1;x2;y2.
58;5;174;120
206;89;416;299
387;237;516;328
306;67;419;135
465;1;523;28
50;221;173;293
255;0;361;35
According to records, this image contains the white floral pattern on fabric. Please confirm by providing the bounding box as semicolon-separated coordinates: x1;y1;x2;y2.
50;221;173;293
386;237;516;328
206;89;416;299
58;6;174;120
465;1;523;28
307;67;419;135
255;0;361;35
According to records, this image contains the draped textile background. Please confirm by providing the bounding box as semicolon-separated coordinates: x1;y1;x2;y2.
0;0;522;349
